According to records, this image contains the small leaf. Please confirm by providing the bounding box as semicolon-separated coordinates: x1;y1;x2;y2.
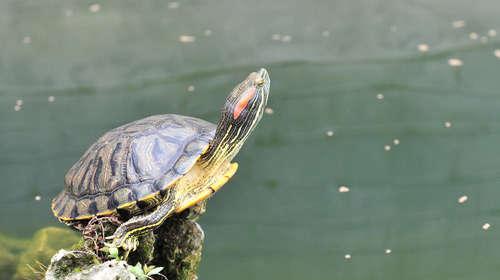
142;264;151;274
109;247;119;259
128;264;146;280
147;266;164;276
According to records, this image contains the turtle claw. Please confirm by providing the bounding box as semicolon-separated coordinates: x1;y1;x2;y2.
122;236;139;251
105;229;138;252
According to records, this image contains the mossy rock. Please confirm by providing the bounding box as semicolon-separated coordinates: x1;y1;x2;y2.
127;231;156;266
45;250;101;280
154;216;204;280
0;234;30;280
14;227;80;280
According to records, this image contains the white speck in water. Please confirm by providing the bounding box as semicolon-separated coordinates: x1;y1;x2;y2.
444;121;452;128
338;186;350;193
385;249;392;254
187;85;195;92
204;29;212;36
64;9;73;17
168;2;179;9
16;99;23;106
281;35;292;43
488;29;497;37
494;49;500;58
417;44;429;53
452;20;466;29
448;58;463;67
271;34;281;41
23;36;32;44
483;223;491;231
325;130;334;137
389;25;397;32
344;254;351;260
35;195;41;201
14;105;22;111
48;96;55;102
179;35;196;43
458;195;468;204
384;145;391;151
376;93;384;100
321;30;330;37
469;32;479;40
393;139;400;145
480;36;488;43
264;107;274;115
89;3;101;13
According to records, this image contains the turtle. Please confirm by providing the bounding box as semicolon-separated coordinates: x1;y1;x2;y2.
51;68;270;248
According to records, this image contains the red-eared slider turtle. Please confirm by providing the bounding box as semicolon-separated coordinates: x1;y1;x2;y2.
51;69;270;247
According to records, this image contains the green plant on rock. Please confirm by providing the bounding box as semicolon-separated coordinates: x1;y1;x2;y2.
128;262;165;280
101;235;142;261
101;243;122;261
102;242;165;280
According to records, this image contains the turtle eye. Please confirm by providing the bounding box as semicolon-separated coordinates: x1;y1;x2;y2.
254;77;265;87
232;86;256;120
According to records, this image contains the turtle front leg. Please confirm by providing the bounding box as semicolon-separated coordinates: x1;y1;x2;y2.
109;199;176;249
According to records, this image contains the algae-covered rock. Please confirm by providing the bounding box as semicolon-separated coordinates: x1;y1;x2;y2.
127;231;156;266
44;250;99;280
14;227;80;280
45;250;134;280
0;234;30;280
154;216;205;280
42;208;205;280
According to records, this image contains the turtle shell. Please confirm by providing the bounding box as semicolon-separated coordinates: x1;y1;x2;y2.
51;114;216;221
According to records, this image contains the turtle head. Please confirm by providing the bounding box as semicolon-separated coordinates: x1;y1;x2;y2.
202;68;270;166
224;68;270;129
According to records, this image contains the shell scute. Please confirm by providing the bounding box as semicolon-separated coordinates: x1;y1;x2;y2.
76;199;91;216
185;139;210;155
63;199;76;218
130;135;181;179
94;195;109;213
174;154;200;175
130;182;155;200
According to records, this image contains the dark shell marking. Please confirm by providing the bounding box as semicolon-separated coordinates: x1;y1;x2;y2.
52;114;215;220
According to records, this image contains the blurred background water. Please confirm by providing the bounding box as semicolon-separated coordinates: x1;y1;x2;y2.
1;0;500;279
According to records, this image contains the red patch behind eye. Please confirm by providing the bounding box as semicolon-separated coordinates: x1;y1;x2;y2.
233;86;256;119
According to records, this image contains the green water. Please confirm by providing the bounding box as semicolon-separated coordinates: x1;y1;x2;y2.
2;0;500;279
